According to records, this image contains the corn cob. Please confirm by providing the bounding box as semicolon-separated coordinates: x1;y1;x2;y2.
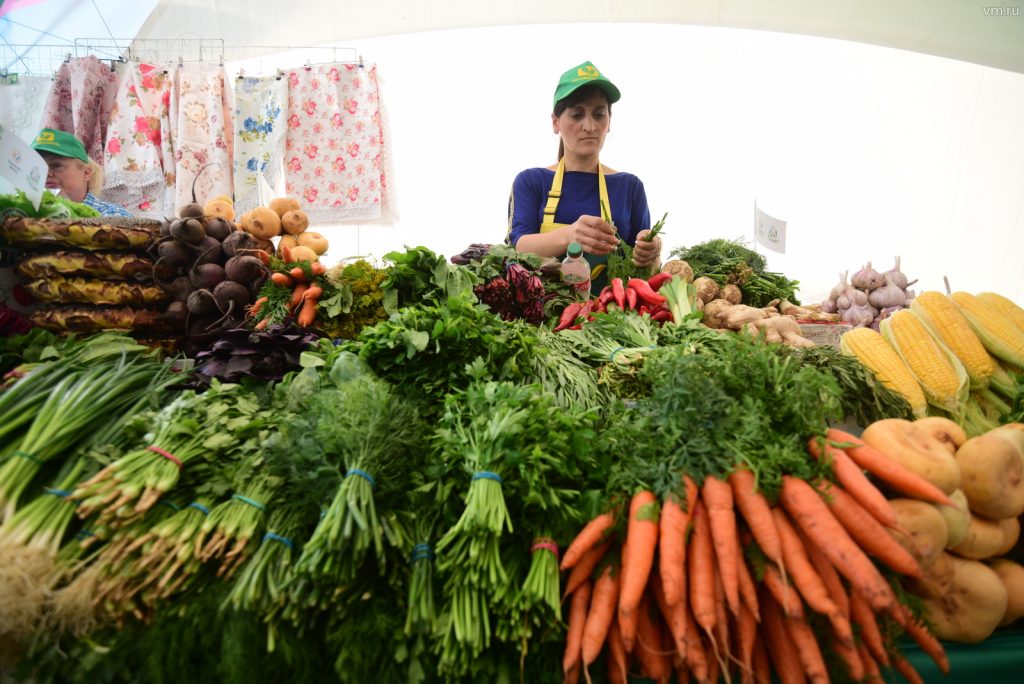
880;309;968;416
976;292;1024;334
950;291;1024;367
840;327;928;418
911;291;997;389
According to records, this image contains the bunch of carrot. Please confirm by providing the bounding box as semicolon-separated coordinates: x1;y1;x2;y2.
559;427;953;684
250;252;327;330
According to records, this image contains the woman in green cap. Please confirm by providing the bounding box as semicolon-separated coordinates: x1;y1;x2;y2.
507;60;661;293
31;128;132;217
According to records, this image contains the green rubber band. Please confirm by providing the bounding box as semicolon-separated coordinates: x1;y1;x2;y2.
232;494;266;511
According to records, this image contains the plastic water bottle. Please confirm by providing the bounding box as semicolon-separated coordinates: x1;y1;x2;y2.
561;242;591;297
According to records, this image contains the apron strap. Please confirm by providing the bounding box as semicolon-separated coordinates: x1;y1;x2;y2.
540;159;612;232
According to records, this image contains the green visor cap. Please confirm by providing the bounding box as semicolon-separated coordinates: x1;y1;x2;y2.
553;61;621;109
32;128;89;163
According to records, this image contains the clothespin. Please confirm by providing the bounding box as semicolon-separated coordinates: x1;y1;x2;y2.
237;67;245;80
275;68;284;81
178;56;183;68
64;53;71;63
304;59;312;71
358;55;364;69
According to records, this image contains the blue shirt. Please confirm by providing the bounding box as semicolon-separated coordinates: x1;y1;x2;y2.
82;192;132;218
506;167;651;251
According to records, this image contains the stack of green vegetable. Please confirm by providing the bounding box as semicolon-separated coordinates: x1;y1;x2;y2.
669;237;801;308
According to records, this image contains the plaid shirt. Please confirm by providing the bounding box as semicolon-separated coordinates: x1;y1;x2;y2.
82;192;132;218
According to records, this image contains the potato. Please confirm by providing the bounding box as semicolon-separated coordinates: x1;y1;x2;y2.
296;231;329;256
247;207;281;239
937;489;971;548
989;558;1024;625
955;425;1024;519
889;498;949;570
862;418;961;494
281;209;310;236
269;197;301;218
289;245;319;262
920;553;1007;642
951;513;1019;559
203;199;235;222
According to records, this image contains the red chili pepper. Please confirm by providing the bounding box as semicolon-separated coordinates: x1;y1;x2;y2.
628;277;668;307
599;287;615;306
593;299;607;313
626;287;638;310
611;278;626;310
651;309;673;323
647;272;673;292
553;301;582;331
579;299;596;317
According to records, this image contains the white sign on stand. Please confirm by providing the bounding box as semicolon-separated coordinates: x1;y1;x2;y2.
0;125;47;210
754;202;787;254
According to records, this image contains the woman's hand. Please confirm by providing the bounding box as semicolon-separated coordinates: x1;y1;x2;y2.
632;229;662;268
569;215;619;255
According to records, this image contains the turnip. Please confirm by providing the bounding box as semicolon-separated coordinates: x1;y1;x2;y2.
951;513;1019;559
862;418;961;495
189;263;226;291
920;552;1007;643
989;559;1024;626
937;489;971;548
888;498;948;570
955;425;1024;519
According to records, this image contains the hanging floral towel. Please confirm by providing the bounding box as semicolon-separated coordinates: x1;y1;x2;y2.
232;75;287;214
0;75;53;146
284;63;389;224
40;55;120;165
168;63;234;214
102;63;174;218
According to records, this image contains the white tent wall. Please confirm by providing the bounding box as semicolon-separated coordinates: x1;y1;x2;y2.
135;4;1024;304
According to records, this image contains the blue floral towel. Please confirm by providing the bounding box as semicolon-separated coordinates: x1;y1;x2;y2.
233;76;287;213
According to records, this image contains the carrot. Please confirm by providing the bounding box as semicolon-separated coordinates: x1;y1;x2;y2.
779;476;894;612
254;317;270;331
783;613;829;684
255;249;271;265
297;295;318;327
279;243;294;263
248;296;268;316
563;660;580;684
635;594;671;683
581;564;620;666
614;491;655;630
729;467;784;568
848;589;890;667
563;579;592;675
310;261;327;276
688;501;718;636
770;507;839;619
826;428;954;506
890;654;926;684
606;619;628;684
762;562;804;619
831;630;865;681
711;567;730;677
796;523;850;621
751;635;772;684
736;601;758;684
808;437;896;528
561;512;616;571
563;539;612;599
890;603;950;675
288;283;308;311
856;642;882;682
735;548;760;621
650;572;687;659
816;481;923;578
270;272;293;287
302;285;324;302
660;476;697;607
760;591;806;684
682;605;709;684
672;655;689;684
702;476;741;617
289;266;307;283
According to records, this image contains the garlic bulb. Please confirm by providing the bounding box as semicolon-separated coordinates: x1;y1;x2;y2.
878;305;904;321
837;283;857;311
867;274;907;309
841;293;876;328
883;256;908;290
820;298;838;314
829;271;849;302
851;262;884;291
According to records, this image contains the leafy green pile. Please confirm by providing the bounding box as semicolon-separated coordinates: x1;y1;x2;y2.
0;190;101;219
669;237;801;307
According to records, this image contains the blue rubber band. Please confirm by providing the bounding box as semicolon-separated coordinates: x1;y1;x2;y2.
44;487;72;498
15;450;42;464
232;494;266;511
262;532;294;550
158;499;181;512
410;543;434;563
472;471;503;484
188;502;210;515
609;346;626;362
75;529;96;540
346;468;376;487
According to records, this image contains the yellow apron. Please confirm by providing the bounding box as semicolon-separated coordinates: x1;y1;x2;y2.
539;158;613;293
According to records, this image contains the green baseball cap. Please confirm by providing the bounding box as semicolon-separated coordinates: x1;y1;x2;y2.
553;61;621;109
31;128;89;163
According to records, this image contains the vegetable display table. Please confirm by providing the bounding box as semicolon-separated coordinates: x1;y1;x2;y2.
897;629;1024;683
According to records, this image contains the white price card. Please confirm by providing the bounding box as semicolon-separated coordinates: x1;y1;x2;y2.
754;202;787;254
0;125;47;210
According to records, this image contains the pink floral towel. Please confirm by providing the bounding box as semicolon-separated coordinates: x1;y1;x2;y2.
102;63;174;217
169;63;234;214
284;63;388;224
40;55;120;165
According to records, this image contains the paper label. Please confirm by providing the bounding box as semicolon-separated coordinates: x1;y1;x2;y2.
754;202;787;254
0;125;47;210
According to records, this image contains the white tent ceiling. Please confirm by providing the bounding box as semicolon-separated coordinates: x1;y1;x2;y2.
134;0;1024;74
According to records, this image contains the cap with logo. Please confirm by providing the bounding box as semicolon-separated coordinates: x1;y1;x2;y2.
553;61;621;110
31;128;89;163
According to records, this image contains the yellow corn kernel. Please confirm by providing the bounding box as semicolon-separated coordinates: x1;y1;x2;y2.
951;291;1024;367
911;291;997;388
976;292;1024;334
840;326;928;417
880;310;968;415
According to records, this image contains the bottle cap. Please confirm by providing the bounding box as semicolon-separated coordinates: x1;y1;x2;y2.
566;242;583;258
